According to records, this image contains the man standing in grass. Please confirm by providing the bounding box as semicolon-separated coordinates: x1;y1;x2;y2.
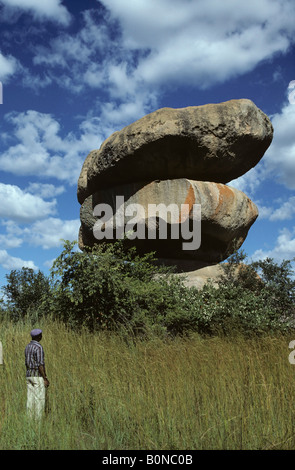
25;329;50;419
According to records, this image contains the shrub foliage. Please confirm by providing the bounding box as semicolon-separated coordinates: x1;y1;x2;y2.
1;240;294;336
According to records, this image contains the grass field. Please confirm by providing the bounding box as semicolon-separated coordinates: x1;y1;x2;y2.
1;318;295;450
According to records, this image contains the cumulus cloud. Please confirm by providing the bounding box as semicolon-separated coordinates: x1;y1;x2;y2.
0;52;18;82
230;86;295;198
0;111;104;183
33;10;107;69
229;166;266;198
263;100;295;190
0;214;80;264
268;197;295;222
31;9;155;122
3;0;295;106
23;217;80;249
100;0;295;88
0;233;22;249
254;196;295;223
25;0;295;129
251;227;295;263
0;183;57;223
0;0;71;25
0;249;37;270
25;183;65;199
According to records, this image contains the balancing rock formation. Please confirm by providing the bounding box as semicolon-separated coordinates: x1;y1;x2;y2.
78;99;273;284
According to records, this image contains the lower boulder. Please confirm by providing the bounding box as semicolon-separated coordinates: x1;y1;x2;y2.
79;178;258;263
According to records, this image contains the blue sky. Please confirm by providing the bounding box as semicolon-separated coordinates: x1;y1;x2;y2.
0;0;295;286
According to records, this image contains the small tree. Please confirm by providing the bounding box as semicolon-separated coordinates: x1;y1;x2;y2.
250;257;295;319
2;267;52;320
218;248;261;291
214;249;295;334
50;240;177;333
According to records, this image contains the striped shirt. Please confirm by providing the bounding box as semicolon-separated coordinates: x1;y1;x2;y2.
25;340;45;377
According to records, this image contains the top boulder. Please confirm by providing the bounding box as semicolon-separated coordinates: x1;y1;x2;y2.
78;99;273;204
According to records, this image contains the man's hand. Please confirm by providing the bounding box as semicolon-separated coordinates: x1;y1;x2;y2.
39;364;50;387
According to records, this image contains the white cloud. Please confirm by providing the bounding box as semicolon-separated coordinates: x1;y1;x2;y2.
255;196;295;222
43;258;57;270
255;205;273;220
0;183;57;223
99;90;158;127
100;0;295;88
230;86;295;198
0;0;71;25
34;11;108;69
1;0;293;116
21;69;52;90
251;227;295;263
0;111;104;183
0;52;18;82
229;166;265;199
0;233;22;249
32;9;113;74
25;0;295;131
0;214;79;266
0;250;37;271
269;197;295;221
24;217;80;249
25;183;65;199
263;100;295;189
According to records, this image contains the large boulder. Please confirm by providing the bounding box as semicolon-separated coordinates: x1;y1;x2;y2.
77;98;273;281
79;179;258;262
78;99;273;204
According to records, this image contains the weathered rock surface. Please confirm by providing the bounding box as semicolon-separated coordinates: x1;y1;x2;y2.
164;262;251;289
77;99;273;283
171;263;225;289
78;99;273;204
79;179;258;262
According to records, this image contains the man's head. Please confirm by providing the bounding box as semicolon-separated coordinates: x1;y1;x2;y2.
30;329;42;342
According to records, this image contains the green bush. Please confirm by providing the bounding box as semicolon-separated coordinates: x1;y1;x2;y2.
1;241;294;337
49;240;184;334
1;267;52;322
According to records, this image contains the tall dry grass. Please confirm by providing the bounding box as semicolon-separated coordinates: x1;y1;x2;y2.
0;318;295;450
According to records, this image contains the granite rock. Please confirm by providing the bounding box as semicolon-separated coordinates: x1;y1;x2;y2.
79;179;258;262
78;99;273;204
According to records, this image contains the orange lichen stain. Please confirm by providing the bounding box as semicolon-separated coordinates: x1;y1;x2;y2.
215;184;234;216
179;184;195;222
